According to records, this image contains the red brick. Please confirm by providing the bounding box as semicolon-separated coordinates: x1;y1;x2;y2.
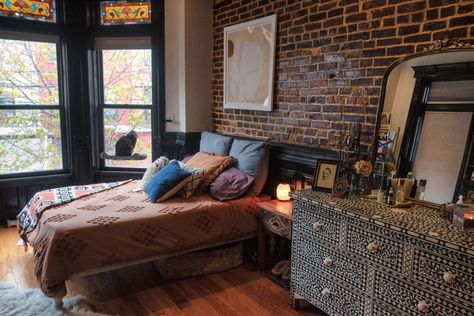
398;1;425;14
398;25;420;35
211;0;474;149
423;21;446;31
450;16;474;28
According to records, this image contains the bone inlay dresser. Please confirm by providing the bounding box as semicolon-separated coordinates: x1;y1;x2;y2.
290;190;474;316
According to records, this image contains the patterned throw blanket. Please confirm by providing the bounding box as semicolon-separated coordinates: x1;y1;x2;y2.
17;180;131;250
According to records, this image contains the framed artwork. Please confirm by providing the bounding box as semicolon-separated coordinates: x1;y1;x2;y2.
467;190;474;204
223;14;277;111
312;159;340;192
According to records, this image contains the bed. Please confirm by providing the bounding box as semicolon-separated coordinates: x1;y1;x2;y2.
24;180;263;303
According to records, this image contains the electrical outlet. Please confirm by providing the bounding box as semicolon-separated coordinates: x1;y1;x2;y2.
165;113;174;123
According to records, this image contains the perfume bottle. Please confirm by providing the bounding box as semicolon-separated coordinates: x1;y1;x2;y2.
396;179;405;205
386;180;394;205
377;176;387;204
415;179;427;200
410;179;417;198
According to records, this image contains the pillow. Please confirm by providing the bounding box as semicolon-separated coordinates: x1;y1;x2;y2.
181;154;193;164
200;132;234;155
144;160;191;203
141;156;169;189
178;162;205;198
229;139;269;196
185;152;234;194
209;167;255;201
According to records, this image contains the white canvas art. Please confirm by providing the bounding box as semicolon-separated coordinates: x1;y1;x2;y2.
224;15;277;111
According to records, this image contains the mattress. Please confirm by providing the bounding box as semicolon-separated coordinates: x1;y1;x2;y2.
26;180;261;297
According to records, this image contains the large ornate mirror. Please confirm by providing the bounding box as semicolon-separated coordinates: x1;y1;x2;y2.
376;48;474;204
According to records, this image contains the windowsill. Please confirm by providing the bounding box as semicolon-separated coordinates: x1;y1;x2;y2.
0;171;72;184
95;169;144;180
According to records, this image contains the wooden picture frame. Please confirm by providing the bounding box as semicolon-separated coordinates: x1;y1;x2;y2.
223;14;277;111
312;159;340;192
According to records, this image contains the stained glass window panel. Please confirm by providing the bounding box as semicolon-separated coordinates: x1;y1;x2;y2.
102;49;152;105
100;1;151;26
0;0;56;23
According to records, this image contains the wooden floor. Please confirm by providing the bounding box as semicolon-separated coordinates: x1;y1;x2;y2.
0;228;323;315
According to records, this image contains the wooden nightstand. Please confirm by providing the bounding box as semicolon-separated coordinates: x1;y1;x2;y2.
257;200;293;273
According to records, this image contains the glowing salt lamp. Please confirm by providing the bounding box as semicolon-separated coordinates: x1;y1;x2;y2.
276;183;291;201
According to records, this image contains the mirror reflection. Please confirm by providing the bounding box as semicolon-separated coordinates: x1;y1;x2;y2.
377;51;474;204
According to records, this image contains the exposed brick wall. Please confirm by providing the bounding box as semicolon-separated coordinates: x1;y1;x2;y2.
212;0;474;151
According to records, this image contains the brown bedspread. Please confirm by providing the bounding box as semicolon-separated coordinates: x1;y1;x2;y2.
26;180;261;297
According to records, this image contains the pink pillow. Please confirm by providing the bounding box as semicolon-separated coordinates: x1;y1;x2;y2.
209;167;255;201
181;154;193;164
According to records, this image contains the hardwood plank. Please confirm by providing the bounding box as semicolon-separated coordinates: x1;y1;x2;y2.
0;227;324;315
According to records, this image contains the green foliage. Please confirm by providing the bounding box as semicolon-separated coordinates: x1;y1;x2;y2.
0;39;62;175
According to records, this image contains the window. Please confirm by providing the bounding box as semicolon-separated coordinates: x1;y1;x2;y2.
100;0;151;26
0;37;65;176
427;80;474;104
0;0;57;23
99;48;152;168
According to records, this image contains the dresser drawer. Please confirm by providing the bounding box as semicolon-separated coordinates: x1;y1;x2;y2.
347;222;405;273
295;233;368;291
374;270;474;316
293;201;345;248
293;265;365;316
411;247;474;303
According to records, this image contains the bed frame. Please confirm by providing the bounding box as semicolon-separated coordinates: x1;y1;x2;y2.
52;233;256;307
52;138;338;308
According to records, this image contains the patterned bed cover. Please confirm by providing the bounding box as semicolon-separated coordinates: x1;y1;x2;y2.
25;180;261;297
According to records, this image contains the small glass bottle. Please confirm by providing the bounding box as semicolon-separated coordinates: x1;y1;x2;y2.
410;179;417;198
396;179;405;205
377;177;387;204
415;179;427;200
386;180;394;205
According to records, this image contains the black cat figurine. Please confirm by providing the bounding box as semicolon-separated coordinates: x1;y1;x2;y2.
115;131;138;156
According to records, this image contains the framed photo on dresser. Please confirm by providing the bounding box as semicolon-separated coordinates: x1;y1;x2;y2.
312;159;340;192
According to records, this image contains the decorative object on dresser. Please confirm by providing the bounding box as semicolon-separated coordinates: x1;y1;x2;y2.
290;190;474;316
312;159;340;193
467;190;474;204
453;204;474;232
257;199;293;290
276;183;291;201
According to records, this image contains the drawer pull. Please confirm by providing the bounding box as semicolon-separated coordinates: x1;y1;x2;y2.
417;300;430;313
323;257;333;267
321;288;332;298
312;222;322;231
367;242;379;254
443;271;456;284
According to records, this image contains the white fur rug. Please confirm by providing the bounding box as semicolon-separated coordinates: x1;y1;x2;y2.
0;282;109;316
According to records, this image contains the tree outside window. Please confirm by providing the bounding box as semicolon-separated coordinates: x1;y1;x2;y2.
0;38;63;175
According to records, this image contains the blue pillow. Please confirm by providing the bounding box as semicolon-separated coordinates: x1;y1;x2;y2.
200;131;234;155
144;160;191;203
229;139;269;196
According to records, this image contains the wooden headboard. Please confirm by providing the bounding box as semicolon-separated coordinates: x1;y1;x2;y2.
208;134;339;197
263;141;339;197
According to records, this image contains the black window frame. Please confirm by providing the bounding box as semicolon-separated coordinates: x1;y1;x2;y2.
90;0;165;173
0;0;72;180
96;47;153;171
397;62;474;202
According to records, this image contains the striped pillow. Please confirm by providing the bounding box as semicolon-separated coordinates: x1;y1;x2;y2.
180;167;205;198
